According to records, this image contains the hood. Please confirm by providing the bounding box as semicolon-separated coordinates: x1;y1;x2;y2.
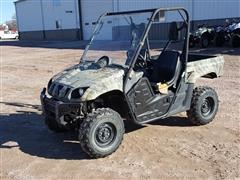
48;63;125;101
52;64;124;88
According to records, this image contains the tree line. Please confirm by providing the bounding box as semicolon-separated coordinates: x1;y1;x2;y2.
0;14;17;31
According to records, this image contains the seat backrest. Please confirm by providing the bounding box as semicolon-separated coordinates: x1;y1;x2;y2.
150;50;181;84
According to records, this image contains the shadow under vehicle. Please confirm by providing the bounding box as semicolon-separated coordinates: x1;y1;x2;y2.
40;7;224;158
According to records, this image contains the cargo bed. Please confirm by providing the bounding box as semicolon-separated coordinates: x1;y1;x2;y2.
186;54;224;83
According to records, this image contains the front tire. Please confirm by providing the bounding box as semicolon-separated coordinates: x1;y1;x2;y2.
187;87;219;125
79;108;124;158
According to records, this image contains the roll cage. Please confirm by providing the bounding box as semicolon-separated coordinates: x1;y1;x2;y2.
81;7;190;90
120;7;190;91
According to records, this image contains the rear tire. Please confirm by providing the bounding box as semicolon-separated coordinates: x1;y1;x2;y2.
79;108;124;158
201;36;209;48
231;34;240;48
45;115;68;133
187;87;219;125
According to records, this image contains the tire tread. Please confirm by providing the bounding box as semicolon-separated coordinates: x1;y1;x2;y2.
187;86;218;125
79;108;124;158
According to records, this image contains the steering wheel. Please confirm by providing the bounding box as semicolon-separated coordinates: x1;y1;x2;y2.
96;56;110;68
127;49;147;69
135;53;147;68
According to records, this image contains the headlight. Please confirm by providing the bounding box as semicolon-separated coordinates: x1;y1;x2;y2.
71;87;88;99
79;88;85;96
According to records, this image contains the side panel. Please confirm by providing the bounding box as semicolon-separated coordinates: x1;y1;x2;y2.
127;78;173;123
167;82;194;116
186;55;224;83
126;78;194;124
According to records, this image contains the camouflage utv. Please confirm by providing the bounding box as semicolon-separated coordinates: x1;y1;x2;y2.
40;7;224;158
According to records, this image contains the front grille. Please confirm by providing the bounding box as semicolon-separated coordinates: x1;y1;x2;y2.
58;85;64;94
48;83;71;99
48;83;55;94
41;93;84;120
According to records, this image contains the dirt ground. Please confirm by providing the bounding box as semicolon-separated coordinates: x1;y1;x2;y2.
0;41;239;179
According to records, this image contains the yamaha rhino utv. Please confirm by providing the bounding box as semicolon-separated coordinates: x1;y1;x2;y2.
40;7;224;158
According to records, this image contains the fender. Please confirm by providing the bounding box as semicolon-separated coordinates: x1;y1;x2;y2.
81;70;124;101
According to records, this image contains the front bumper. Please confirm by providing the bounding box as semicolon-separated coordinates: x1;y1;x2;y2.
40;88;83;123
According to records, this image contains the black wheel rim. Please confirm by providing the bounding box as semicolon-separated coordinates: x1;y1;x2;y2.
201;97;215;117
95;123;116;147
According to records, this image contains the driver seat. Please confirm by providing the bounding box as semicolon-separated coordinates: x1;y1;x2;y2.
150;50;181;88
149;21;182;88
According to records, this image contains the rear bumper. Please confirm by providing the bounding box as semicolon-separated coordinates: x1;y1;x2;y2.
40;88;83;123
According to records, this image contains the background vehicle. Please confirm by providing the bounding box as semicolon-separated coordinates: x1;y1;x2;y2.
189;25;215;48
214;25;226;47
215;20;240;47
41;8;224;158
230;22;240;47
0;30;19;40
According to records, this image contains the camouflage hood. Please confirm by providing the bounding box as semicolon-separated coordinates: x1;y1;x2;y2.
49;63;125;101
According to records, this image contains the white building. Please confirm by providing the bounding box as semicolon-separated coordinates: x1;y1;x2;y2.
15;0;240;40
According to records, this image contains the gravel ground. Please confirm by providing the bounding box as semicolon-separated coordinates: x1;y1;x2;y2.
0;41;239;179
